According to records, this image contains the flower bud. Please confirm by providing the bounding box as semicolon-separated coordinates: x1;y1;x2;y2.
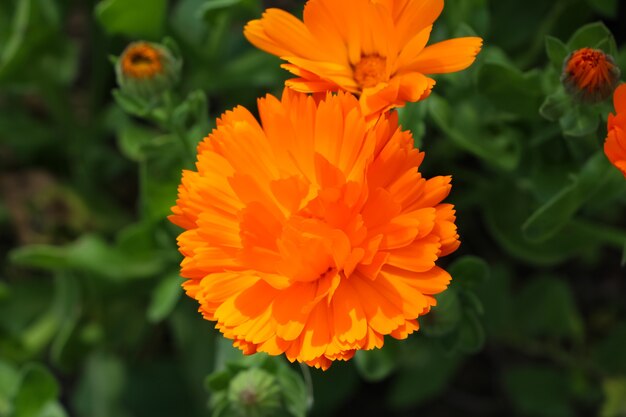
561;48;620;104
227;368;281;417
115;41;181;99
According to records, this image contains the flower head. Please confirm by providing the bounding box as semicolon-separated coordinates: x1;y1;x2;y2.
115;41;180;99
170;89;460;369
605;83;626;178
561;48;620;104
244;0;482;117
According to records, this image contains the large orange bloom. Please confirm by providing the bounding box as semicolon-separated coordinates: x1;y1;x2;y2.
244;0;482;117
605;83;626;178
169;89;460;369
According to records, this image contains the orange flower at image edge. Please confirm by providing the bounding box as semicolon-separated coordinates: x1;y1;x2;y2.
244;0;482;117
169;89;460;369
605;83;626;178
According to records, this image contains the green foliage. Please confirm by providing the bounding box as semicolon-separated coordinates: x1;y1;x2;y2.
503;366;575;417
95;0;167;39
513;276;584;341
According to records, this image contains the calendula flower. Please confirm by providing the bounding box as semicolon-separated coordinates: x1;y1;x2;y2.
115;41;180;99
561;48;620;104
244;0;482;117
605;83;626;178
169;89;459;370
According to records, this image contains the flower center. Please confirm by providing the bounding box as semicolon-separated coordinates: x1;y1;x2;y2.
353;55;387;89
121;43;163;79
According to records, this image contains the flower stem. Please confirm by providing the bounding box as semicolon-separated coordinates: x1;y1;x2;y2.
163;91;195;166
298;362;314;411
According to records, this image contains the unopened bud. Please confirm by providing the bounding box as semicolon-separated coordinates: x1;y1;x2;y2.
227;368;281;417
115;41;180;99
561;48;620;104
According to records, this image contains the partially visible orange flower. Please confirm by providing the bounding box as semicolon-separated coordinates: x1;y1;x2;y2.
244;0;482;117
605;83;626;178
562;48;620;104
169;89;460;369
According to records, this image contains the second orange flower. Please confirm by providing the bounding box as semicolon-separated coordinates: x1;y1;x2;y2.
244;0;482;117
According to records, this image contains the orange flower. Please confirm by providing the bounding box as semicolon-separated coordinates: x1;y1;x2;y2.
605;83;626;178
169;89;460;369
561;48;620;104
244;0;482;117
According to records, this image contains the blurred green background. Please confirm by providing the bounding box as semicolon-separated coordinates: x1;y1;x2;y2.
1;0;626;416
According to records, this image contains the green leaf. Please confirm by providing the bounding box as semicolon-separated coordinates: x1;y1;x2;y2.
594;34;618;58
72;353;127;417
13;364;59;417
545;36;568;70
0;361;19;416
214;337;247;372
95;0;167;39
49;274;81;365
147;273;183;323
484;181;609;266
205;371;232;392
567;22;613;51
171;0;210;49
276;365;308;417
117;123;159;162
523;152;613;242
386;339;460;409
513;276;583;340
476;62;544;119
453;310;485;354
448;256;490;289
601;378;626;417
504;366;574;417
9;235;165;281
559;106;599;137
200;0;241;16
0;0;59;83
585;0;618;17
0;281;10;302
112;90;157;118
420;288;462;337
353;347;397;382
428;94;521;170
37;403;68;417
594;324;626;375
459;290;485;316
539;91;570;122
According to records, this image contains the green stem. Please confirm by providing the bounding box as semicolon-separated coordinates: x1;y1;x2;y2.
516;0;568;69
163;91;195;166
298;362;314;411
573;219;626;249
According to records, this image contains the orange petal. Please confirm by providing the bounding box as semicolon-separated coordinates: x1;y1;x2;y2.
244;9;325;61
405;37;483;74
394;0;443;46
